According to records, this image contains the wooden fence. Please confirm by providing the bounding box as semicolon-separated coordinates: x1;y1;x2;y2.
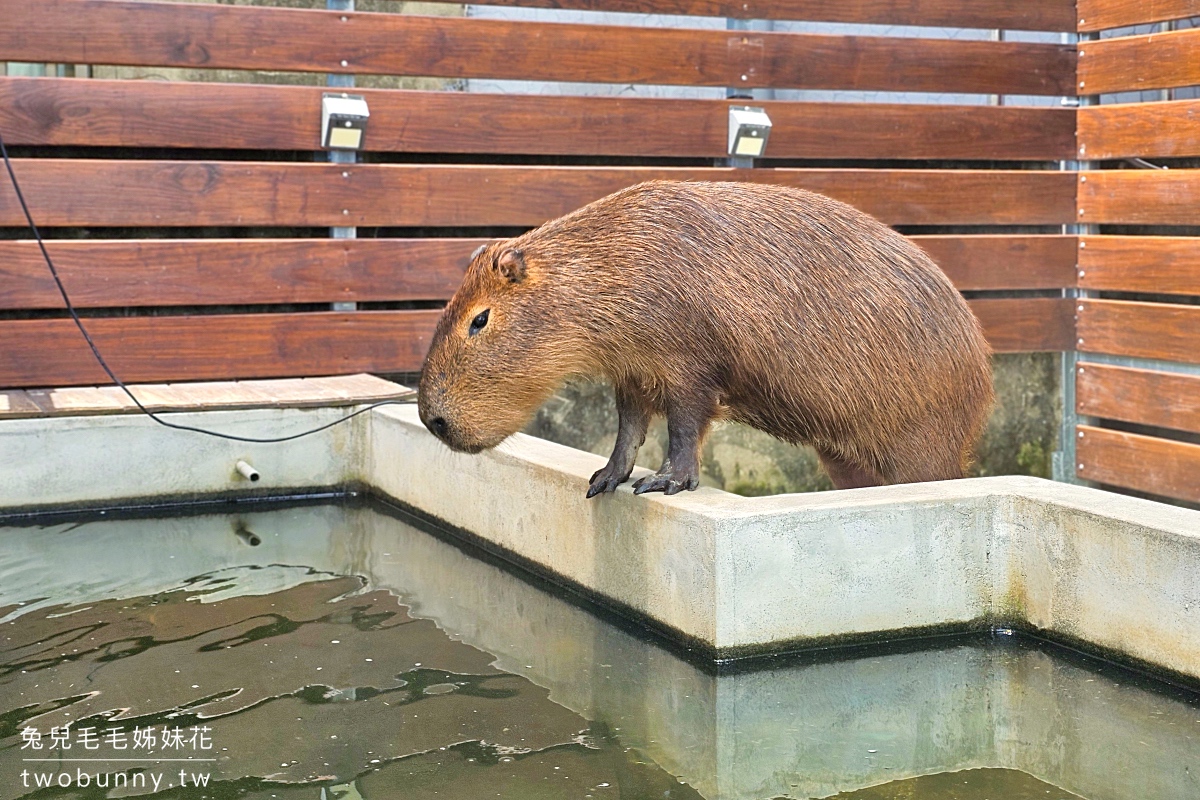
1072;4;1200;506
0;0;1196;504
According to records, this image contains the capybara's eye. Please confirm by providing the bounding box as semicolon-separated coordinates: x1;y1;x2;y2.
469;309;490;337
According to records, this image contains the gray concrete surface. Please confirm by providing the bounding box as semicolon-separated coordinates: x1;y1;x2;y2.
2;401;1197;685
368;404;1200;679
0;407;366;513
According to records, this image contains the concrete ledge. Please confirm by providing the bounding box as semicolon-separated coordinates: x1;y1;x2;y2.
2;392;1198;682
0;374;406;513
362;506;1200;800
0;407;366;514
368;405;1200;679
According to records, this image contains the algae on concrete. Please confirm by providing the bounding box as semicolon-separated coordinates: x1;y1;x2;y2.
524;353;1061;496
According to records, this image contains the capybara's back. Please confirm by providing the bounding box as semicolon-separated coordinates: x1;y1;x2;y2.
419;180;994;495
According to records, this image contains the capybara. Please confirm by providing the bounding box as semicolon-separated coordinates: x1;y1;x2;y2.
419;180;994;497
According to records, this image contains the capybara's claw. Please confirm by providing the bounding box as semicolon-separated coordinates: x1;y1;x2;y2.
587;465;632;498
632;471;699;495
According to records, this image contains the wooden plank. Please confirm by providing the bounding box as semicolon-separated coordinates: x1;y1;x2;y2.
912;235;1076;291
0;235;1069;311
0;77;1077;161
0;161;1079;228
0;374;411;419
1076;425;1200;503
968;298;1075;353
0;390;42;417
0;0;1077;95
1078;236;1200;296
1078;100;1200;160
0;239;478;309
0;298;1051;390
1078;170;1200;226
1077;0;1200;33
0;298;1067;391
0;236;1074;309
462;0;1075;31
1076;363;1200;434
1076;299;1200;364
0;311;440;388
1079;28;1200;95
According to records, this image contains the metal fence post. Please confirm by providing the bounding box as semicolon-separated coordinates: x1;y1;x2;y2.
723;18;774;169
327;0;358;313
1052;30;1097;484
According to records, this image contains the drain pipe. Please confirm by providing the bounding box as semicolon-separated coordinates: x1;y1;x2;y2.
235;460;261;482
234;522;261;547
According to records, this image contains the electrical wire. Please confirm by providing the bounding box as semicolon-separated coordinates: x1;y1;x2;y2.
0;131;417;444
1125;157;1167;170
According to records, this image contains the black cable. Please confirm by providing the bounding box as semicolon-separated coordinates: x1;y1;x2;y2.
0;132;416;443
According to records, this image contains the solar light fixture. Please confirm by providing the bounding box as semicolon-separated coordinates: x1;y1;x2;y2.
727;105;772;158
321;93;370;150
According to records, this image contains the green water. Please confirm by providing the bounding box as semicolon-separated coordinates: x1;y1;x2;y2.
1;499;1197;799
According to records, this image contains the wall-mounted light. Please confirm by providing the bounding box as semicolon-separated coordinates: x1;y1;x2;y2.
727;106;772;159
321;93;370;150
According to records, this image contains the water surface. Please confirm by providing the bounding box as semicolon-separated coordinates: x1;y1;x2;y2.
1;499;1196;798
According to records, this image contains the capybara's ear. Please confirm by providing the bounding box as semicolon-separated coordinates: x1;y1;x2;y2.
495;249;527;283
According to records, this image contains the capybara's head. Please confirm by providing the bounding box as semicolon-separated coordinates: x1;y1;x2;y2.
418;242;582;453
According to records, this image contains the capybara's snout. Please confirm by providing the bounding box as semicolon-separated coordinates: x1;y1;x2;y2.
417;390;451;444
418;389;488;454
426;413;450;441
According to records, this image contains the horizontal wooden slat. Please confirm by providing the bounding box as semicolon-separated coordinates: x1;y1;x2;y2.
1077;0;1200;33
1077;299;1200;364
1078;235;1200;295
1076;363;1200;434
1079;28;1200;95
0;161;1079;228
968;298;1075;353
1078;100;1200;160
466;0;1075;31
0;235;1066;311
1076;425;1200;503
0;77;1077;162
912;235;1076;291
0;239;477;309
1077;170;1200;226
0;0;1077;95
0;311;439;388
0;297;1063;391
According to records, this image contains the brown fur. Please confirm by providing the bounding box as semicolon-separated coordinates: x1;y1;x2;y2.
418;181;994;496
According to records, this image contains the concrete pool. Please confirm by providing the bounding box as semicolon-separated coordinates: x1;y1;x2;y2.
3;375;1197;681
1;498;1197;799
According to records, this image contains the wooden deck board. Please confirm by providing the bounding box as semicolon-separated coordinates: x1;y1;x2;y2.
0;374;414;420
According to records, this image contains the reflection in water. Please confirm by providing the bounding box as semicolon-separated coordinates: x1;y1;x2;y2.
0;569;696;798
827;768;1083;799
0;500;1197;799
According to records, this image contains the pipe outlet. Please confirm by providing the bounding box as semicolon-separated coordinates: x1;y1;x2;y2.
235;460;261;482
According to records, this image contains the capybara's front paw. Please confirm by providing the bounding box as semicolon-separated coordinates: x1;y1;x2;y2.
587;464;633;498
632;469;699;496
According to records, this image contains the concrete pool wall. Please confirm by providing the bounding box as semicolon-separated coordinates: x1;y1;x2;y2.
6;504;1196;800
2;389;1198;682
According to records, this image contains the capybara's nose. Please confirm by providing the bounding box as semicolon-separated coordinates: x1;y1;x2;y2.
428;416;449;440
